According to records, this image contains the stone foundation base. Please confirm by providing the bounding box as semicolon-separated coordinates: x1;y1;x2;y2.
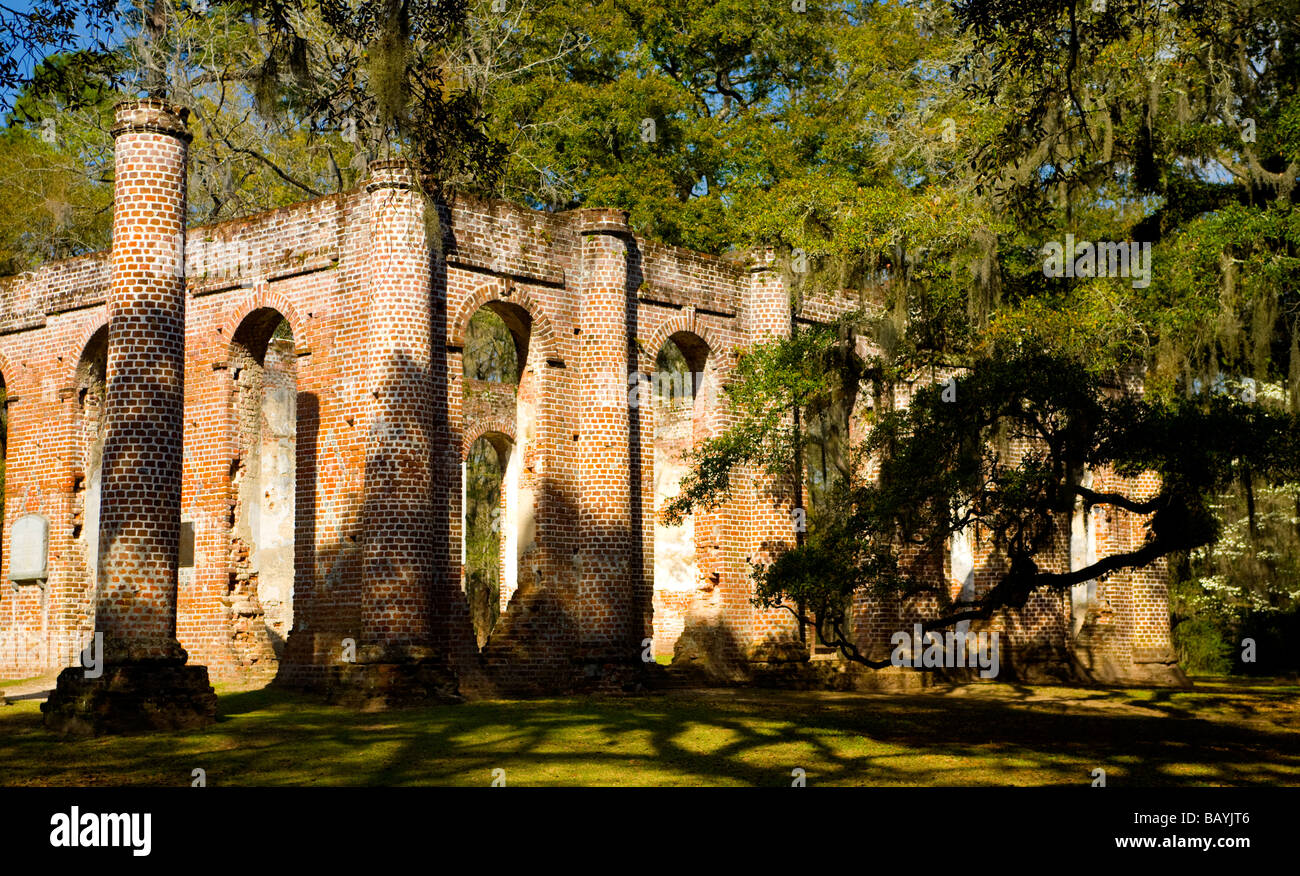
1072;630;1192;688
326;660;463;710
656;656;939;691
573;658;651;694
41;663;217;736
1071;644;1191;688
660;641;1193;691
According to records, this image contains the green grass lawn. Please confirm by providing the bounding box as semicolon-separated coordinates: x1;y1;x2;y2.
1;678;1297;787
0;675;47;691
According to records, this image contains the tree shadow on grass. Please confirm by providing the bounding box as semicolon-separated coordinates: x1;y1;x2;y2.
190;685;1300;786
2;685;1298;787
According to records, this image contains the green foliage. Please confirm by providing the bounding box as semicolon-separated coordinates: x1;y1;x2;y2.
463;436;504;644
947;0;1300;393
3;0;1298;671
674;329;1300;664
1169;472;1300;674
0;2;120;106
0;0;502;264
461;0;918;252
0;123;113;274
663;322;860;525
463;308;518;382
1171;616;1234;676
0;51;118;273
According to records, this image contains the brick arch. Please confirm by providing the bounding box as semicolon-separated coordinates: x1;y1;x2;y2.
638;309;724;374
223;287;308;347
221;289;304;674
641;313;730;659
57;314;111;633
63;319;111;475
462;419;517;459
449;277;559;364
63;314;110;388
64;318;111;430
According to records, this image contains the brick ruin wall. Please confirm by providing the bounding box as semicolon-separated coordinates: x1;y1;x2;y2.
0;160;1181;692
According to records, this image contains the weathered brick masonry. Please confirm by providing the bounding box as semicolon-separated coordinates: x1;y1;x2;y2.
0;102;1182;695
38;101;217;732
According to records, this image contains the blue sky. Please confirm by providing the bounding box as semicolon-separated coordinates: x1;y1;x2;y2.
2;0;131;111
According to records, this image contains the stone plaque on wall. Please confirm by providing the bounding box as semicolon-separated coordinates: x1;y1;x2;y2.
180;521;195;568
9;513;49;582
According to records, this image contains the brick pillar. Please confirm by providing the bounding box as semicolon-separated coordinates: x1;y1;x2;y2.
743;247;804;659
334;160;457;705
360;160;435;654
574;209;645;671
43;100;216;734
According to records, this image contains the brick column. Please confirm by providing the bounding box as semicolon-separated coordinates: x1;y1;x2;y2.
360;160;435;654
743;247;803;659
43;100;216;734
573;209;645;671
333;160;457;705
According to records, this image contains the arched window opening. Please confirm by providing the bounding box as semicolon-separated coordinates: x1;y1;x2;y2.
465;307;522;383
1070;469;1099;636
652;333;713;661
73;327;108;613
461;302;536;647
229;310;297;665
803;398;852;525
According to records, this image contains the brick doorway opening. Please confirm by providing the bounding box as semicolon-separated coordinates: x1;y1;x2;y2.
651;331;716;661
460;302;537;649
227;308;297;671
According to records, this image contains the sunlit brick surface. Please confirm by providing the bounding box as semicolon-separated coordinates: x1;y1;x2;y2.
94;100;190;660
0;135;1178;689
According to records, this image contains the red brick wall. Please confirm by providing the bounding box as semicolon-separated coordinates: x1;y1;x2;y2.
0;131;1176;687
